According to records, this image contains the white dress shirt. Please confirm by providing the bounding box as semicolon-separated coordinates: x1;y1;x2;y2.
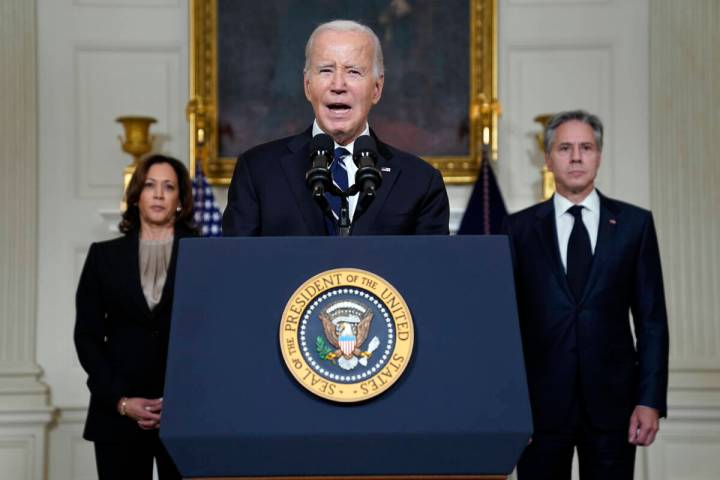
553;189;600;272
312;120;367;221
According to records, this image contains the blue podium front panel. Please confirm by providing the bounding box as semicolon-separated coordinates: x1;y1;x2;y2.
161;236;531;477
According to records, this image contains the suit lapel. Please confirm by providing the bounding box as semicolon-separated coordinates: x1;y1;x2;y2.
280;130;327;235
580;193;619;301
351;155;398;234
351;132;399;235
533;199;574;299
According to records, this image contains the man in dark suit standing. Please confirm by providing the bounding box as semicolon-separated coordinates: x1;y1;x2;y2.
503;110;669;479
222;20;449;236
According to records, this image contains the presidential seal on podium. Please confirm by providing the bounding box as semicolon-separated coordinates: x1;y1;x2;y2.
279;268;414;402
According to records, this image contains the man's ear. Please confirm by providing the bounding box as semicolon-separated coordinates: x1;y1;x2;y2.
303;73;312;102
371;74;384;105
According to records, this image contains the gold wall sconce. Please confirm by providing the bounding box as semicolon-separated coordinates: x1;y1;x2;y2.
116;115;156;208
534;113;555;200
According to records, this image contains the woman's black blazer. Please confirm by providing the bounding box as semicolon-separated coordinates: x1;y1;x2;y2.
74;226;195;441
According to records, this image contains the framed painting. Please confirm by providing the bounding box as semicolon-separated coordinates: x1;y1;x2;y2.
189;0;498;185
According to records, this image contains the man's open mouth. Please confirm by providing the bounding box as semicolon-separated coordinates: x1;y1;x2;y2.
327;103;351;112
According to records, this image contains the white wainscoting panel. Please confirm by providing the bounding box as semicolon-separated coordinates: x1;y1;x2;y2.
0;409;55;480
48;408;96;480
0;438;32;480
501;43;613;210
645;410;720;480
498;0;649;211
75;45;183;198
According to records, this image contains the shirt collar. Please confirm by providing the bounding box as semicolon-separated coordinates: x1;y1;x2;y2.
553;189;600;219
312;120;369;156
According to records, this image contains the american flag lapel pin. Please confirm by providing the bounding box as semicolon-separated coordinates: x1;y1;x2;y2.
609;218;617;225
381;167;391;172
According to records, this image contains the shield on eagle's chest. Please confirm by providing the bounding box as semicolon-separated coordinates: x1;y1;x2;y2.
339;334;356;357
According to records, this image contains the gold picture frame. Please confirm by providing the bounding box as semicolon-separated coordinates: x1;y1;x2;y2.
188;0;498;185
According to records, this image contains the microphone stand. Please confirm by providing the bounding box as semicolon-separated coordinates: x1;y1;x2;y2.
338;196;351;237
309;174;377;237
335;184;359;237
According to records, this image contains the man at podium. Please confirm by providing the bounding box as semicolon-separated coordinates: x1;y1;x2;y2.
222;20;449;236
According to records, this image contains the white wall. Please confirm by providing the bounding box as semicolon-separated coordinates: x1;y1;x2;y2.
35;1;188;478
646;1;720;479
16;0;718;479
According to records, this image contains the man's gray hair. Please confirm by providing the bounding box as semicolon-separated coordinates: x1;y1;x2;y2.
304;20;385;79
544;110;604;153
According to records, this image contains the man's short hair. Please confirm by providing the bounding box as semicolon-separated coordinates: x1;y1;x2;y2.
544;110;604;153
304;20;385;79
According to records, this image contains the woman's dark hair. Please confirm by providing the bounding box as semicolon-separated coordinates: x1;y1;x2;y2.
119;154;197;234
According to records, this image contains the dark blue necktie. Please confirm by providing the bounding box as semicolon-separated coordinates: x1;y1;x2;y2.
566;205;593;301
326;147;350;218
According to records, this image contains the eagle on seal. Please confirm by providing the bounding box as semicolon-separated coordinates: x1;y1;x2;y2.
319;309;373;360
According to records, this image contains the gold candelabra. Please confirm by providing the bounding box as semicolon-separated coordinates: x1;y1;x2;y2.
473;93;502;153
116;115;156;208
534;113;556;200
186;96;210;177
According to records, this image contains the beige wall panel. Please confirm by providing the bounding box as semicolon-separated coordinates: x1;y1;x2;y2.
501;44;613;209
499;0;650;210
75;46;183;198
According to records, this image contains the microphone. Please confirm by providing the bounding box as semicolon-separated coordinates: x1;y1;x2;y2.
352;135;382;197
305;133;334;198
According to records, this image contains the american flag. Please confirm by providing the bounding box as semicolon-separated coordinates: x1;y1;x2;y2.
191;162;222;237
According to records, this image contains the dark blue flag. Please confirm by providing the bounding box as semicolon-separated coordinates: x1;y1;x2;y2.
191;162;222;237
457;145;507;235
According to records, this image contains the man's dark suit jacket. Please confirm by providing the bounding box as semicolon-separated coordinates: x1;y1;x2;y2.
74;226;195;441
222;129;449;236
503;192;669;431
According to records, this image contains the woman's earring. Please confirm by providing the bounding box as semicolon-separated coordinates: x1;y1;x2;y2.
176;206;182;213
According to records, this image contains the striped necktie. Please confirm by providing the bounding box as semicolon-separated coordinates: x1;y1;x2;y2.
326;147;350;218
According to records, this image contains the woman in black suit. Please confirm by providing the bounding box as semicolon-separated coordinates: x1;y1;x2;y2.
75;155;198;480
